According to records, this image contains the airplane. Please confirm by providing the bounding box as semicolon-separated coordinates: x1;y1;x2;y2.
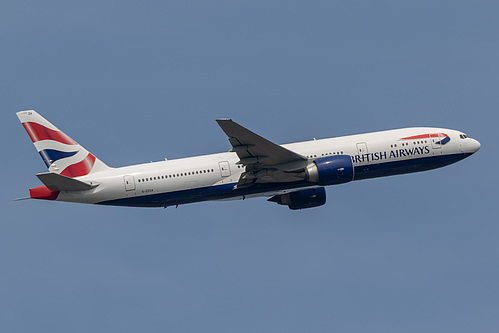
16;110;480;210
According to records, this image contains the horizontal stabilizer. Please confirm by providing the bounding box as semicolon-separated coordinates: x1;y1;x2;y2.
36;172;98;191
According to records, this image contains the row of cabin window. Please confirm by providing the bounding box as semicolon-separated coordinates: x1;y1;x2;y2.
307;151;344;159
392;140;428;148
137;169;216;183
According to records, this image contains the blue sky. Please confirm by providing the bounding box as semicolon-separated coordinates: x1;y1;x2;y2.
2;1;498;332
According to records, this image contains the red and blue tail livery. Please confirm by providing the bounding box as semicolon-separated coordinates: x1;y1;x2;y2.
17;110;109;178
16;110;480;209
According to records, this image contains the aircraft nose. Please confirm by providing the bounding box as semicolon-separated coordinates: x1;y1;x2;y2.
462;138;481;154
471;138;481;153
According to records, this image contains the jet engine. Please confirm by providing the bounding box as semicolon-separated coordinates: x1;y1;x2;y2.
268;187;326;210
305;155;354;185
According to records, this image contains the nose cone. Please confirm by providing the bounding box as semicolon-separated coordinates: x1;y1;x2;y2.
471;139;481;152
462;138;481;154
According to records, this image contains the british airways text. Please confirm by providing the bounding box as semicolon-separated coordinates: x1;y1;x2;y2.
351;146;430;164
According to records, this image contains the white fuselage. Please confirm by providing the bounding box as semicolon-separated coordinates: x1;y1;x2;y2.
57;127;479;207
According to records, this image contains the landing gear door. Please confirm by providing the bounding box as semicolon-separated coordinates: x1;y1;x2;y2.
219;161;231;178
124;175;136;191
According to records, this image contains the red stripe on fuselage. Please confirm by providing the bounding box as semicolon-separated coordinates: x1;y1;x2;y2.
401;134;430;140
22;122;77;145
401;133;449;140
60;153;96;178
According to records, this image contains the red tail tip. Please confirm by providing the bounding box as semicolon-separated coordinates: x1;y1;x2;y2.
29;186;59;200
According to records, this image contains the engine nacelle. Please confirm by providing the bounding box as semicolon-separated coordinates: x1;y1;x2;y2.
268;187;326;210
305;155;354;186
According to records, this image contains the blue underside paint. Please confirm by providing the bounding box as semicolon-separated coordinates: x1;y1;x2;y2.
352;152;470;180
97;153;472;208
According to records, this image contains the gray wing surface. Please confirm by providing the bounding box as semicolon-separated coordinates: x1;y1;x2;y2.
216;119;309;188
216;119;307;167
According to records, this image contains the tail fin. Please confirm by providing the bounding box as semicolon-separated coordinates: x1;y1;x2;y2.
17;110;111;178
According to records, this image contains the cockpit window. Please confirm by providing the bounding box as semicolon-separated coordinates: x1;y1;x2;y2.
460;134;468;139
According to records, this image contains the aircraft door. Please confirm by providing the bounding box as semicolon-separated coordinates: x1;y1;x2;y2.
124;175;136;191
219;161;231;177
431;134;443;149
356;142;368;155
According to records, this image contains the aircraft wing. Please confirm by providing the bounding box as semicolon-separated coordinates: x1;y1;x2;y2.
216;119;308;188
216;119;307;167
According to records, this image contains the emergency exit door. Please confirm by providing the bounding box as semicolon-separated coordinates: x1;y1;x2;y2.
219;161;231;177
356;142;368;155
431;134;443;149
124;175;136;191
